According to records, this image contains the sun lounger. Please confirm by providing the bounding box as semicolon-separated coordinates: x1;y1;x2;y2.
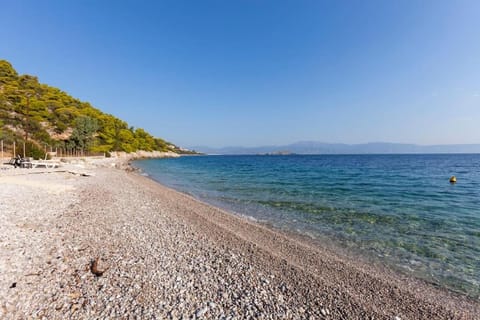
4;157;32;168
4;158;16;166
30;160;60;169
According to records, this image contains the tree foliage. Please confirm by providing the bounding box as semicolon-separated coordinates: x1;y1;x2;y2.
69;116;99;150
0;59;185;153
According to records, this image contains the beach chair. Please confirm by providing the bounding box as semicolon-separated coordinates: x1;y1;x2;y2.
20;159;33;168
5;158;16;166
30;156;60;169
5;156;33;168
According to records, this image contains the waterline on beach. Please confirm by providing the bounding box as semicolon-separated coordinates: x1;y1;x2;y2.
134;154;480;298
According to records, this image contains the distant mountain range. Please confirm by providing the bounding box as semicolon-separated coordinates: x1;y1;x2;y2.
191;141;480;155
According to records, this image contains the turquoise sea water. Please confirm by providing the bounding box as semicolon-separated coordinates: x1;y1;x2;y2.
133;154;480;298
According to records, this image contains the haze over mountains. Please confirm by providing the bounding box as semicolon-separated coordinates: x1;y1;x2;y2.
192;142;480;155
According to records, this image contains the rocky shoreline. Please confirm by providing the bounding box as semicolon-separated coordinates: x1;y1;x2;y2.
0;159;478;319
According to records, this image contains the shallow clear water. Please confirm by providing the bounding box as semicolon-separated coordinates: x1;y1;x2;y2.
134;154;480;297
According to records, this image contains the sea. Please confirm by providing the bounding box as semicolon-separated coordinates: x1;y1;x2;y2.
133;154;480;298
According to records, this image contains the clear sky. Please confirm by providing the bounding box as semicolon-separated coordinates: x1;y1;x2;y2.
1;1;479;148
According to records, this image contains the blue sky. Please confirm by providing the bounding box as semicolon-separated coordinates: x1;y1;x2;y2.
1;1;479;148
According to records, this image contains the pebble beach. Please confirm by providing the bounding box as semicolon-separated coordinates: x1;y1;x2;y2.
0;158;479;319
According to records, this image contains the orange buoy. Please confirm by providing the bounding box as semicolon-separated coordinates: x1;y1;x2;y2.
449;176;457;184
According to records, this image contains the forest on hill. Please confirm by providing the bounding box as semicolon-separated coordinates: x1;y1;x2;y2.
0;60;188;158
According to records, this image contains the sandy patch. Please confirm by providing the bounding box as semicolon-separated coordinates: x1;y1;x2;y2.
0;176;75;194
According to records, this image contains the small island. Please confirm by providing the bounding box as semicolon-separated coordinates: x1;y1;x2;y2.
262;150;295;156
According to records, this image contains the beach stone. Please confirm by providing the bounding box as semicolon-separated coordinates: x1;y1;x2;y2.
195;307;208;318
0;162;477;320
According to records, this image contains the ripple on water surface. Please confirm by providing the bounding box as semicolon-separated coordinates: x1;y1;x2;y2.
134;154;480;298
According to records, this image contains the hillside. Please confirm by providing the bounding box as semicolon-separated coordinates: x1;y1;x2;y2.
0;60;189;158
